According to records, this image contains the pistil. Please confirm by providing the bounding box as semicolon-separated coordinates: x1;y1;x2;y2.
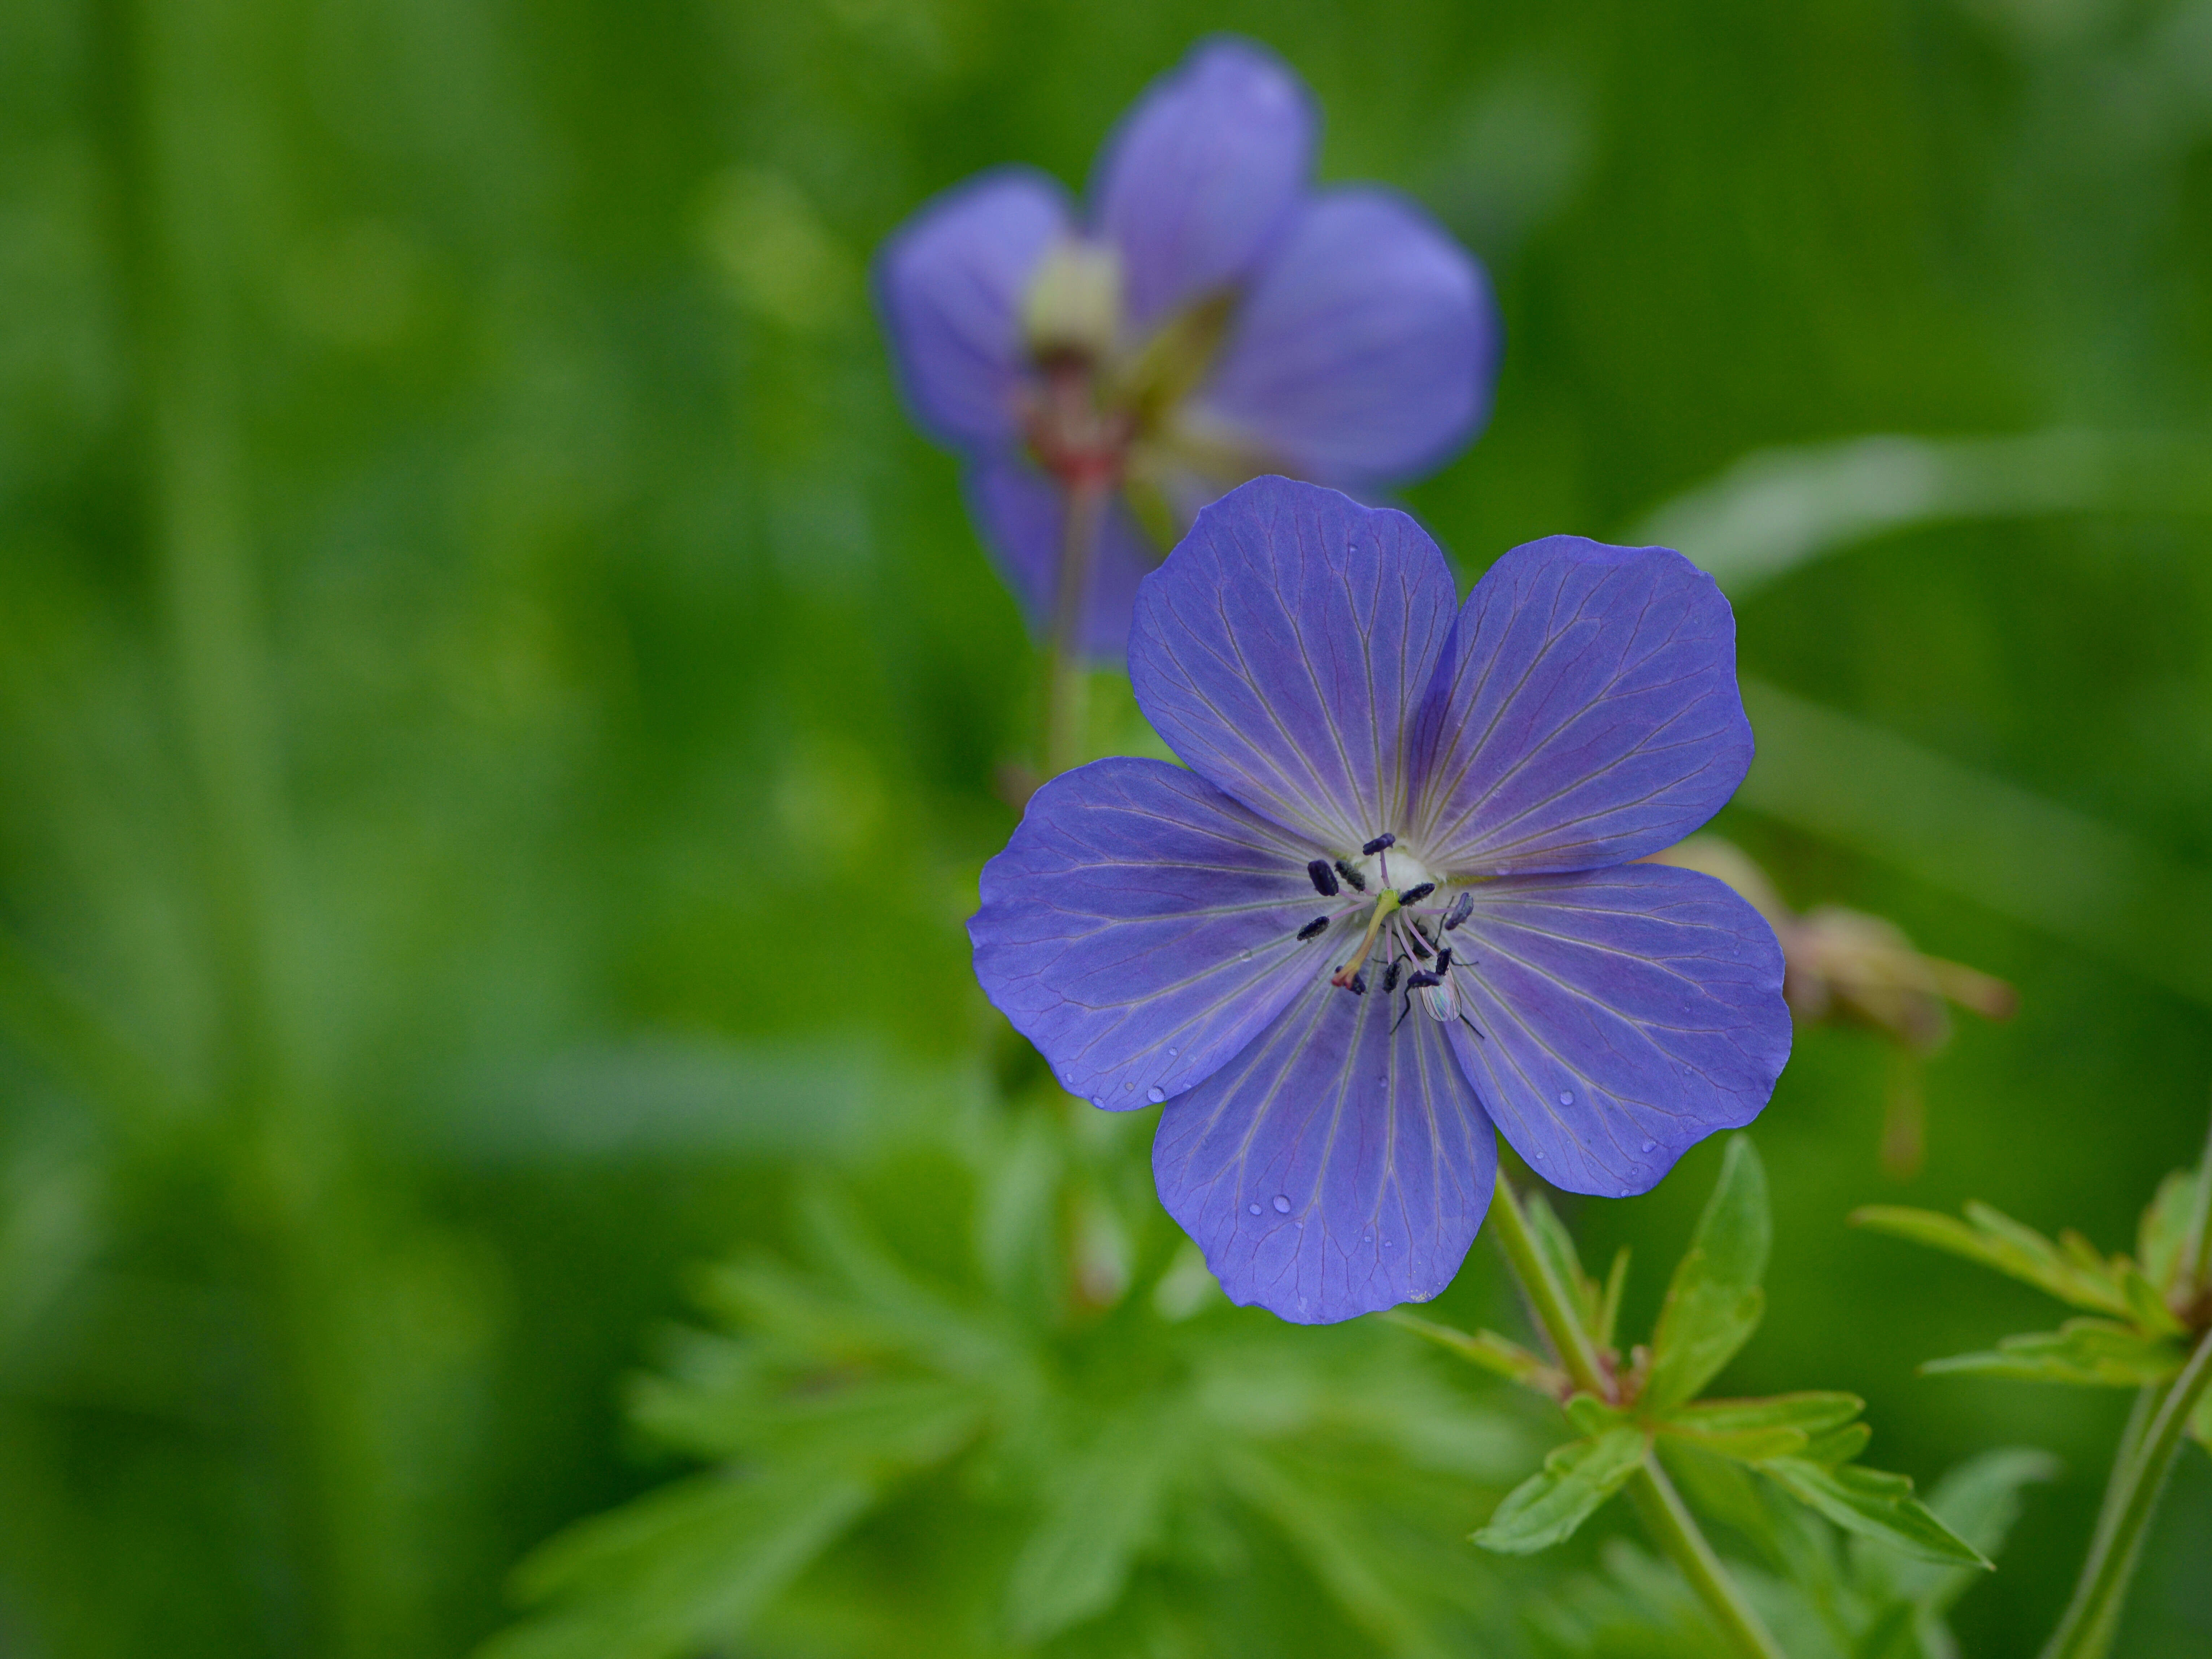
1332;889;1401;988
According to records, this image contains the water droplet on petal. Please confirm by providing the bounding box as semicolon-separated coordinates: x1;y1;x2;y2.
1146;1085;1165;1104
1558;1090;1575;1106
1167;1046;1179;1057
1122;1080;1133;1090
1640;1138;1656;1152
1248;1202;1262;1216
1271;1194;1292;1214
1090;1096;1106;1109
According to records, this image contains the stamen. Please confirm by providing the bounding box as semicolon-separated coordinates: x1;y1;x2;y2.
1405;970;1442;990
1333;858;1366;893
1348;970;1368;995
1382;959;1402;993
1361;833;1395;855
1306;858;1340;897
1435;947;1454;974
1443;892;1472;931
1398;882;1436;906
1331;889;1400;988
1296;916;1330;941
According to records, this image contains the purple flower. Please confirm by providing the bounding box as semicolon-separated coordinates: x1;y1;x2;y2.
876;38;1498;657
969;478;1791;1324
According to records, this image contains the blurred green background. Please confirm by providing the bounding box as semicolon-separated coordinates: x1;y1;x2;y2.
3;0;2211;1654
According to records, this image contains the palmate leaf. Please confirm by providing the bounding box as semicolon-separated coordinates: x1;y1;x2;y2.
1472;1425;1649;1554
1647;1136;1770;1412
1850;1202;2135;1320
1919;1318;2187;1388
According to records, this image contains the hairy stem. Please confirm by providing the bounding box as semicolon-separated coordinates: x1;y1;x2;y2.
2039;1327;2212;1659
1041;479;1108;781
1487;1168;1787;1659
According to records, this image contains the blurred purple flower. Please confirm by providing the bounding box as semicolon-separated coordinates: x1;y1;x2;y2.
876;38;1498;657
970;478;1791;1323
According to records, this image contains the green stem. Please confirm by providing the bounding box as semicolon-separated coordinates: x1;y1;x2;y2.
2039;1327;2212;1659
1488;1169;1787;1659
1625;1458;1787;1659
1041;479;1108;781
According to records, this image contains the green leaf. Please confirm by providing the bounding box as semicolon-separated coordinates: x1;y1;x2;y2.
1763;1458;1991;1569
1850;1447;2059;1619
1524;1186;1604;1334
1005;1406;1187;1641
487;1464;876;1659
1472;1426;1648;1554
1385;1311;1567;1395
1799;1421;1873;1467
1647;1135;1769;1411
1597;1247;1630;1352
1660;1392;1864;1463
2139;1167;2204;1295
1851;1202;2132;1319
1919;1319;2186;1387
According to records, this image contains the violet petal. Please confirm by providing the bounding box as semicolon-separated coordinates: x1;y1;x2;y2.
1200;187;1498;485
1444;863;1790;1196
1409;536;1754;874
1153;964;1496;1324
1130;476;1456;852
875;166;1071;452
1092;39;1314;331
970;757;1340;1108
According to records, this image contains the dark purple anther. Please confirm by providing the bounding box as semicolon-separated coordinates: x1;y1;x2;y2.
1382;960;1402;993
1398;882;1435;905
1405;970;1442;989
1296;916;1330;941
1361;833;1395;855
1348;970;1368;995
1306;858;1340;897
1443;892;1472;930
1435;948;1453;974
1333;858;1366;892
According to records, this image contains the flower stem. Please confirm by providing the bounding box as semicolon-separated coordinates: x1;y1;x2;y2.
2181;1097;2212;1295
1487;1168;1788;1659
2038;1326;2212;1659
1041;478;1109;782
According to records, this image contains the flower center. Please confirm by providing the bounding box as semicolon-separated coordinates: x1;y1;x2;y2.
1288;834;1479;1035
1015;236;1283;547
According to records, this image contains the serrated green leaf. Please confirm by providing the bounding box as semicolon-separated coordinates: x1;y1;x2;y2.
1763;1457;1991;1568
1851;1203;2132;1319
1385;1311;1567;1395
1472;1426;1648;1554
1800;1421;1873;1467
1660;1392;1863;1464
1647;1136;1769;1411
2139;1168;2203;1295
1850;1447;2058;1619
1919;1318;2186;1387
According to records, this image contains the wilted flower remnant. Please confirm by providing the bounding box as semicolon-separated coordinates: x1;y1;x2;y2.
970;478;1792;1323
1649;835;2016;1176
876;38;1497;659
